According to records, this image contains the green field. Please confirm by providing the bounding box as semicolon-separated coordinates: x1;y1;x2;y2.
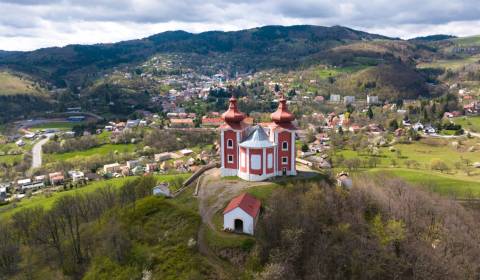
337;140;479;171
45;143;137;161
0;154;22;165
0;173;191;219
453;116;480;133
315;65;370;78
29;122;78;130
370;168;480;198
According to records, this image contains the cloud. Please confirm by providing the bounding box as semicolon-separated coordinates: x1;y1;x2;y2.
0;0;479;50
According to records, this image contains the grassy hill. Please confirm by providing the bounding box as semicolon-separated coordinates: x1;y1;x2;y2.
0;71;47;96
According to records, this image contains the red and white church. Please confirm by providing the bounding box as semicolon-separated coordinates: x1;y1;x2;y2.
220;95;297;181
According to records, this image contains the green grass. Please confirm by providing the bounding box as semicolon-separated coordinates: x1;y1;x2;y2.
453;116;480;133
0;174;190;219
45;143;136;161
29;122;78;130
336;140;479;172
315;65;370;78
370;168;480;198
0;154;22;165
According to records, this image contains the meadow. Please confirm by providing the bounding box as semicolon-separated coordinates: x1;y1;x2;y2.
376;168;480;198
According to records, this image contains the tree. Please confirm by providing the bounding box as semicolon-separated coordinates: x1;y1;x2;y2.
388;119;399;132
301;143;309;153
367;106;374;120
430;159;449;173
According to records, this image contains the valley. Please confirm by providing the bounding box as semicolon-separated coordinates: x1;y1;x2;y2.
0;24;480;279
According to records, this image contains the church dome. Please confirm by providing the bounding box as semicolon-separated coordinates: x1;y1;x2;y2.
271;95;295;123
222;96;245;123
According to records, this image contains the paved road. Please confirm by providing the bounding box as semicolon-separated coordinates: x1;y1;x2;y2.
31;134;53;170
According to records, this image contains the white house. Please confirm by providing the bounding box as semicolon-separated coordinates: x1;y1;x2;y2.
153;183;171;197
330;94;341;103
68;170;85;183
367;95;379;105
223;193;261;235
344;96;356;105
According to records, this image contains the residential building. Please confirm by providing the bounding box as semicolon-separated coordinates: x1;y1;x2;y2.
155;152;173;162
344;96;356;105
103;163;121;174
68;170;85;183
329;94;341;103
367;95;379;105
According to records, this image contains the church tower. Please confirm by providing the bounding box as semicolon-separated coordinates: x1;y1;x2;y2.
220;96;248;177
269;95;297;176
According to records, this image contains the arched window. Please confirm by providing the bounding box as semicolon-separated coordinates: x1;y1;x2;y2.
227;139;234;149
282;141;288;151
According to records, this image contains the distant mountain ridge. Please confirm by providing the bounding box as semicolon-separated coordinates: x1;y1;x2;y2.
410;34;457;41
0;25;392;87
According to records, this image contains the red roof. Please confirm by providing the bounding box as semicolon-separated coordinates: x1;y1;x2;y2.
223;193;261;218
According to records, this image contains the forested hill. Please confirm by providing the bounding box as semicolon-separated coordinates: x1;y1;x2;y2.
0;25;392;87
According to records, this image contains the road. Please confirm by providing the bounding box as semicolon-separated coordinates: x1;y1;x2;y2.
31;134;53;170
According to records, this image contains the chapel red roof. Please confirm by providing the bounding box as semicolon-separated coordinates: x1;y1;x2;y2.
223;193;261;218
222;96;245;123
271;94;295;123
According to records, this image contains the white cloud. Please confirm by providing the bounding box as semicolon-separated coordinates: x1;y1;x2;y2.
0;0;479;51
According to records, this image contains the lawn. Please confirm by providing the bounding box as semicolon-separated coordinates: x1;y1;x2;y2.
45;143;137;161
453;116;480;133
370;168;480;198
0;173;190;219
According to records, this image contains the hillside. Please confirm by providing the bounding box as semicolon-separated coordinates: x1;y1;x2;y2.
0;71;48;96
335;63;434;100
0;25;391;87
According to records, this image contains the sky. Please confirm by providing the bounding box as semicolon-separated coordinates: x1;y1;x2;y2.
1;0;480;51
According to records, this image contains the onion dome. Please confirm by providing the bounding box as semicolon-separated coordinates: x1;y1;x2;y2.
222;96;245;123
271;95;295;123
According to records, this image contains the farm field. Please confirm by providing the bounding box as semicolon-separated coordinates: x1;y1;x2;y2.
0;173;191;219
